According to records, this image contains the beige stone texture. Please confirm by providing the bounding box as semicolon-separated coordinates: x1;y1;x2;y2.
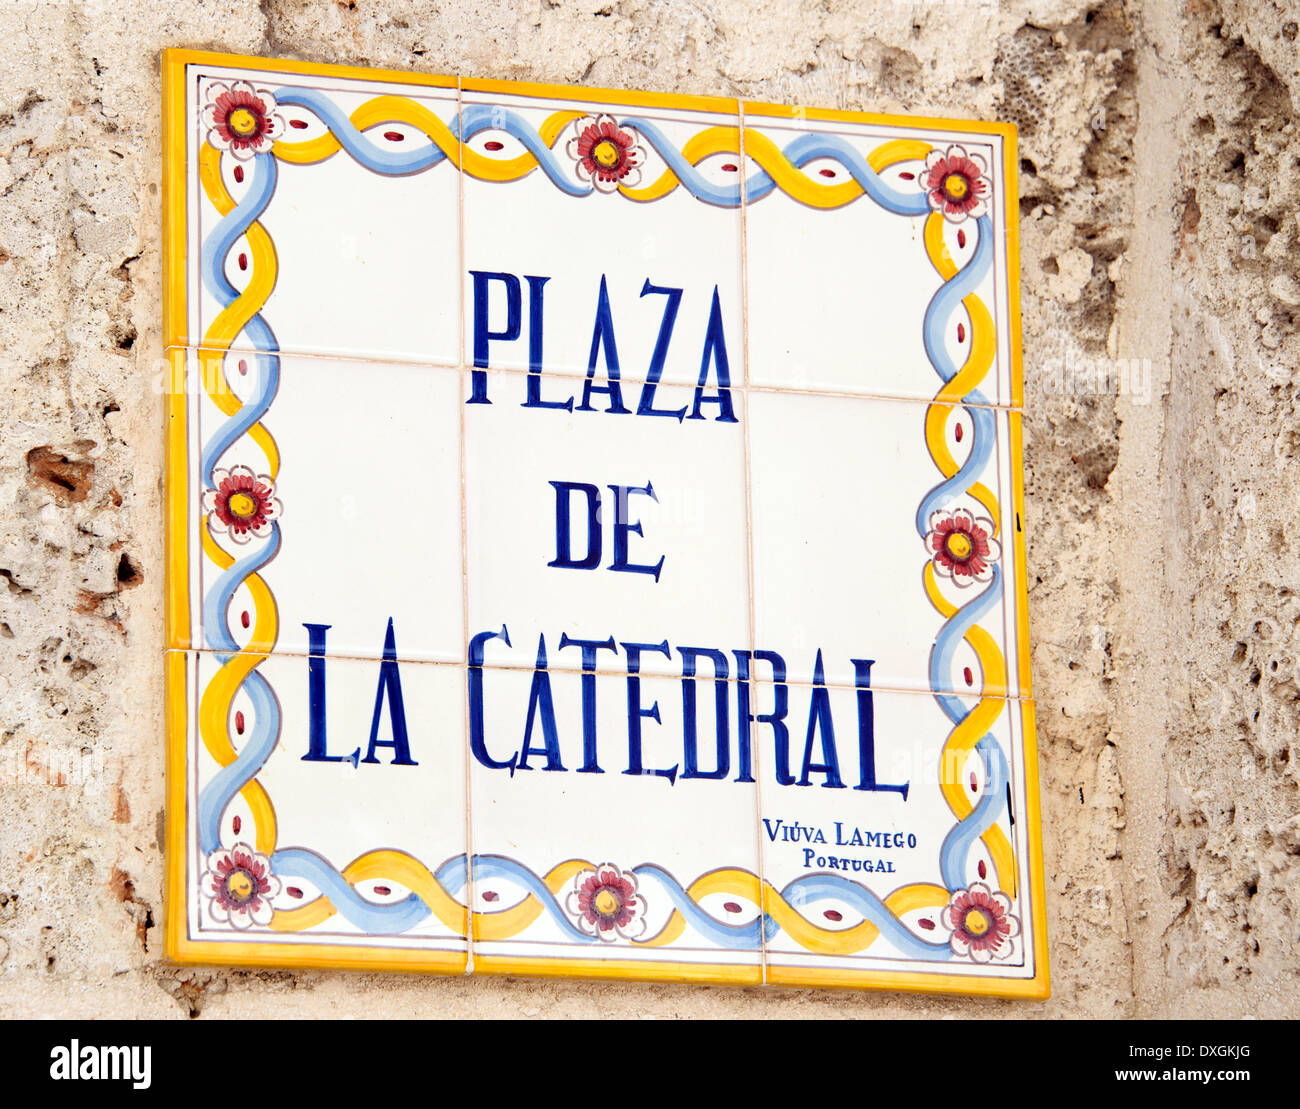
0;0;1296;1018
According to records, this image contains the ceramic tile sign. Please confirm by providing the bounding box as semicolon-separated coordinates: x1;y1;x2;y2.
162;49;1049;997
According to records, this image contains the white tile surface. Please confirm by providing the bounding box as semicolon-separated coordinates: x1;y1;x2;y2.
187;350;464;664
464;368;751;679
748;390;1025;696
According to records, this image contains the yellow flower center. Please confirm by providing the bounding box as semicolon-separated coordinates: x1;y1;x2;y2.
228;491;258;519
228;107;260;138
226;870;254;901
593;888;621;916
964;907;992;936
592;139;622;169
944;173;969;199
946;531;974;560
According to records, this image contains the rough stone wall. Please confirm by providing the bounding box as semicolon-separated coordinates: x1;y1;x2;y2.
0;0;1293;1018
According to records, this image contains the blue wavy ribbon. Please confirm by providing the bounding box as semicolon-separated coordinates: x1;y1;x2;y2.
197;151;282;482
929;568;1011;887
633;865;763;948
274;87;452;175
201;525;280;652
198;667;281;856
257;853;954;953
939;730;1010;892
195;149;284;855
922;212;993;390
270;848;435;932
928;565;1001;692
619;121;934;213
271;92;937;213
916;213;996;531
779;874;951;960
456;104;592;196
915;210;1011;893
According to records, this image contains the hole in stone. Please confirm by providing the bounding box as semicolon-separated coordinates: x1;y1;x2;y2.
116;553;143;590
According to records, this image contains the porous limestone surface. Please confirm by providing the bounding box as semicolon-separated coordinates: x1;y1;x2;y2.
0;0;1295;1018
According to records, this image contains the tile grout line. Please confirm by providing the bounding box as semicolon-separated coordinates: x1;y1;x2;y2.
456;73;475;977
737;101;769;986
166;644;1030;700
171;343;1023;414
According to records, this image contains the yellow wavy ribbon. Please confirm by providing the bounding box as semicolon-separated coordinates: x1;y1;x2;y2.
271;849;471;935
273;98;933;211
272;98;585;182
623;132;932;206
197;516;279;855
271;856;592;938
922;212;998;533
923;563;1016;897
270;854;951;955
198;144;281;480
917;207;1015;898
639;869;950;954
196;139;287;870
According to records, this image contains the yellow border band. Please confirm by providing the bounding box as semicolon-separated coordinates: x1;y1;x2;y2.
1009;413;1034;698
162;53;187;349
1020;699;1052;998
161;49;1045;999
163;349;189;651
462;75;736;116
1003;125;1025;410
742;98;1018;142
765;959;1048;999
163;649;189;966
168;935;469;976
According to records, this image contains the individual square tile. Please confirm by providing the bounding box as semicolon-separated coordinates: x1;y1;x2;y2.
752;680;1046;995
742;103;1019;408
183;62;460;365
748;389;1030;698
460;81;745;391
468;667;762;983
168;650;468;971
464;368;751;679
178;349;464;664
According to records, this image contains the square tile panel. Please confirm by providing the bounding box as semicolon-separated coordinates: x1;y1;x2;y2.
168;650;468;972
174;349;464;665
164;51;1045;996
748;390;1030;698
753;681;1045;989
178;61;461;365
742;102;1020;408
468;667;762;982
463;368;751;680
460;81;746;391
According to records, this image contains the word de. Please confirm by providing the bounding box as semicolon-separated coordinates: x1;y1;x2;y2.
548;479;664;581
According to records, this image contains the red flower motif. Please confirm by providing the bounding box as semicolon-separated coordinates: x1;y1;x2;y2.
923;145;991;223
201;81;285;159
566;863;646;941
567;115;644;193
201;843;280;929
940;882;1020;962
926;508;999;586
203;465;281;544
